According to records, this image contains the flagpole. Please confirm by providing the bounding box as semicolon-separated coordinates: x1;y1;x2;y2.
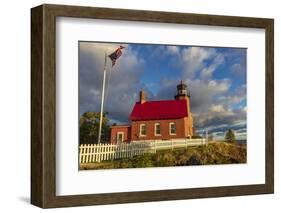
97;52;107;144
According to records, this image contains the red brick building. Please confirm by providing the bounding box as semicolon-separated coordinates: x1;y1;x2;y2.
110;82;195;144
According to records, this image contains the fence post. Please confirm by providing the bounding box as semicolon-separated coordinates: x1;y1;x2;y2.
104;144;107;161
97;144;101;162
126;143;128;158
116;144;119;159
92;144;96;162
113;144;116;160
84;144;88;163
100;144;103;161
104;144;107;160
110;144;113;160
132;143;135;157
79;144;82;164
89;144;92;163
79;144;83;164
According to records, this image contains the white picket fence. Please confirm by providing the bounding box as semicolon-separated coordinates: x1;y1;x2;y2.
79;138;206;163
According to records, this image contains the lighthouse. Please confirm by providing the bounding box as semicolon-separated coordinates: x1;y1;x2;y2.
110;81;195;144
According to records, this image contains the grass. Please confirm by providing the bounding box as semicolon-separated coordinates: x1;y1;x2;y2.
80;141;246;170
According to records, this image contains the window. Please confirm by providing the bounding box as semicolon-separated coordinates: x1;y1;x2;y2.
154;123;161;136
169;122;176;135
140;124;146;136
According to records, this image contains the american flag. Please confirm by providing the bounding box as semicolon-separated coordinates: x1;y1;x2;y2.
108;46;125;67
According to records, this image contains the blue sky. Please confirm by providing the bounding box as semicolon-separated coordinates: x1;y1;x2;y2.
79;42;247;140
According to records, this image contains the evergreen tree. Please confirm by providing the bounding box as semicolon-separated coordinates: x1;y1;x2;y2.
225;129;236;143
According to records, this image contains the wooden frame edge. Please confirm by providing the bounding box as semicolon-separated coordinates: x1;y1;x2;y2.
31;5;44;207
265;19;274;194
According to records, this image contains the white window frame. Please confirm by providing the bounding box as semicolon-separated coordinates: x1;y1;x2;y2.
154;123;161;136
169;122;176;135
139;124;146;137
116;132;124;143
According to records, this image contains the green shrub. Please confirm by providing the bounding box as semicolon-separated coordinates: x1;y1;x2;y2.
131;154;154;168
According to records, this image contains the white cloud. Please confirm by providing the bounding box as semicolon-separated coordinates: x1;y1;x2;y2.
181;47;216;78
216;84;246;107
200;54;225;79
208;79;231;94
166;46;180;55
210;104;225;113
231;63;246;78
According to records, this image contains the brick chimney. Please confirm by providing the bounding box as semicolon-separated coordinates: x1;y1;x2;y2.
140;90;146;104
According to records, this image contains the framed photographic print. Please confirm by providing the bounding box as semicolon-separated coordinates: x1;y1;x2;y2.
31;4;274;208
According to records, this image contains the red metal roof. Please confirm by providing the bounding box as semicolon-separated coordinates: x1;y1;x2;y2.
129;99;188;121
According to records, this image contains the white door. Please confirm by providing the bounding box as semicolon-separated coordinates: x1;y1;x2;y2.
117;132;124;144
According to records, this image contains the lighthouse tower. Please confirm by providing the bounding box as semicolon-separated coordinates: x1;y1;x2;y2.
175;80;190;99
175;81;191;113
174;81;194;136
